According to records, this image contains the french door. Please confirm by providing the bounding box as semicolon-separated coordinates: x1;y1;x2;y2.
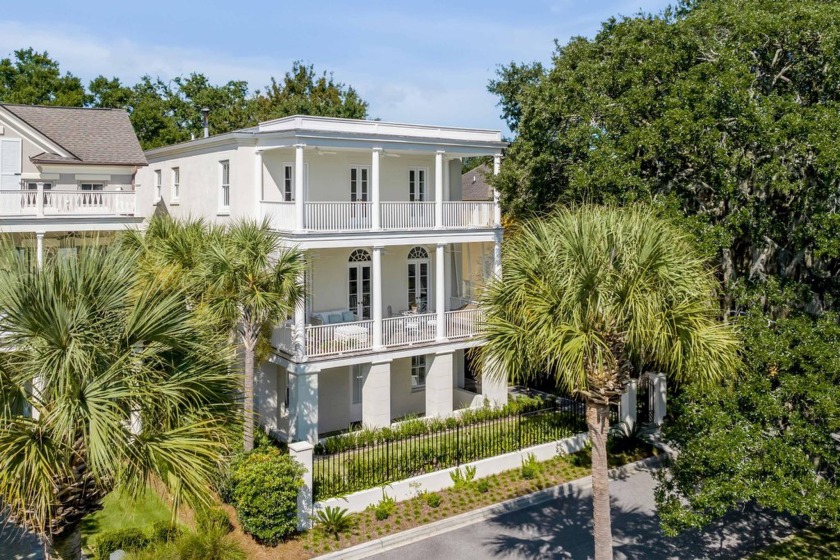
350;166;369;222
348;262;371;319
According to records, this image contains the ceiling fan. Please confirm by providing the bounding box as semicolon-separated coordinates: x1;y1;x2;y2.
314;147;337;156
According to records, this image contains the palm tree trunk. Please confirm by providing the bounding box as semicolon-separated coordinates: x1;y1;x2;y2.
47;525;82;560
243;333;256;452
587;399;613;560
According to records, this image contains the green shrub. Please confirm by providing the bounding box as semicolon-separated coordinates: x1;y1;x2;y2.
96;527;149;559
425;492;441;508
373;491;396;520
521;453;539;480
196;507;233;534
231;446;304;545
314;506;354;539
450;465;477;488
477;479;490;493
150;520;181;544
127;528;245;560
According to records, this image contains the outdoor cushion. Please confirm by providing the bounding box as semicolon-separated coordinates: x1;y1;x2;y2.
328;313;343;324
342;311;357;322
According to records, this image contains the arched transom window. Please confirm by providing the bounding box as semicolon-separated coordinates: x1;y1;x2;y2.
348;249;371;262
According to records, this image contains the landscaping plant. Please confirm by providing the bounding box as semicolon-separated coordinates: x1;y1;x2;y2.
449;465;477;489
95;528;149;559
373;491;397;521
314;506;354;539
520;453;539;480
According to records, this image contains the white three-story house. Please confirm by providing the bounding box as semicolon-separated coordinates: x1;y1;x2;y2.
138;115;508;443
0;104;147;261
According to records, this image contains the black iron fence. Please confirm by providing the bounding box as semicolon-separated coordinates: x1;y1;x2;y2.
312;399;588;501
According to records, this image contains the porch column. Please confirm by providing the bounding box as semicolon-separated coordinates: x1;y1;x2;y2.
426;351;454;417
652;372;667;426
254;148;264;220
371;147;382;230
35;182;45;217
434;150;445;228
372;245;384;349
619;379;638;433
362;360;391;428
294;143;306;231
289;442;314;530
35;232;44;270
435;243;446;341
293;269;306;362
288;365;319;443
492;154;502;227
481;356;509;408
493;230;502;280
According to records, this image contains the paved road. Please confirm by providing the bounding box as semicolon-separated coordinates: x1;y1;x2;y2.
370;464;798;560
0;519;43;560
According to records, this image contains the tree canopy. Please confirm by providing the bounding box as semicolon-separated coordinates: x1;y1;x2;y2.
490;0;840;314
0;50;370;149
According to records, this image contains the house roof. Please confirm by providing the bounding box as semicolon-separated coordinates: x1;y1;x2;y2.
461;163;493;201
0;104;147;166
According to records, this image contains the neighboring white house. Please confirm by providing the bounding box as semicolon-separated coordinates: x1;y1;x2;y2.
0;104;148;264
138;115;508;443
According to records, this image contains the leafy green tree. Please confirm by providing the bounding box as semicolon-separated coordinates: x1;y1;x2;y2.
477;205;739;560
656;311;840;535
0;242;238;560
171;73;257;138
202;219;305;451
0;48;87;106
88;75;132;109
126;76;189;149
254;61;368;121
489;0;840;314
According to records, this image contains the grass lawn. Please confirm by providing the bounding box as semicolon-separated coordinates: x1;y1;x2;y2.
748;528;840;559
80;489;172;553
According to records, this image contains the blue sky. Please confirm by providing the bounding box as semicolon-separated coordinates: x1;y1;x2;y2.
0;0;671;133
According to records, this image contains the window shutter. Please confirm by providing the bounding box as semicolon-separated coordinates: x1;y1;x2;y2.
0;139;22;190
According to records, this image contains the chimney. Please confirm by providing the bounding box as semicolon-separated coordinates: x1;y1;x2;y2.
201;107;210;138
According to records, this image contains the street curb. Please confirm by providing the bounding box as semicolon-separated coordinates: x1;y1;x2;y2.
313;455;663;560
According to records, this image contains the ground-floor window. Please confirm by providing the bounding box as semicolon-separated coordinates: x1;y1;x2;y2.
351;365;363;404
411;355;427;390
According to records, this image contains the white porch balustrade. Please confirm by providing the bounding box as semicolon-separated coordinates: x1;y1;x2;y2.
380;202;435;229
442;202;495;228
260;201;296;230
0;190;136;217
273;307;485;359
306;202;372;231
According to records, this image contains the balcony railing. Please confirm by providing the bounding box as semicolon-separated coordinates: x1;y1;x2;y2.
0;189;136;217
259;201;495;232
273;307;484;359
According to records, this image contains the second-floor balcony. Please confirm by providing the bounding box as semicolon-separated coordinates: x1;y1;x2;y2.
0;189;136;218
260;201;495;233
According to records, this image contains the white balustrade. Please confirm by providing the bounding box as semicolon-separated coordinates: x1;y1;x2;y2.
380;202;435;229
442;202;495;228
271;325;295;354
445;308;484;339
0;190;136;217
305;320;374;357
305;202;371;231
260;201;296;230
382;312;438;348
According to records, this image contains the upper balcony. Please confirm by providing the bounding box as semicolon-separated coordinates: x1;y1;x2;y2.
260;200;495;233
0;189;137;218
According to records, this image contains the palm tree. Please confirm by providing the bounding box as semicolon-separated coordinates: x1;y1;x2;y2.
0;241;238;560
201;218;305;451
477;205;739;560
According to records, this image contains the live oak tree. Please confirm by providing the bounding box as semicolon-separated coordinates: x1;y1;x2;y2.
478;205;739;560
489;0;840;315
0;48;87;107
0;242;238;560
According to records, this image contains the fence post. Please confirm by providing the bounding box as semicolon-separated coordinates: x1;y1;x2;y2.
289;441;314;531
619;379;638;434
651;373;667;426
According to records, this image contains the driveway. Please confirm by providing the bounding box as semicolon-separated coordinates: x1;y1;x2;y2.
369;464;798;560
0;517;44;560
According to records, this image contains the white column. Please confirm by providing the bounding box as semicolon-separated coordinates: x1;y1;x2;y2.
492;154;502;227
35;232;44;270
372;245;384;349
434;150;445;228
435;243;446;341
294;143;306;231
288;366;319;443
619;379;638;433
371;147;382;230
426;351;454;417
493;230;502;280
288;441;314;530
293;269;306;362
254;149;264;220
652;372;667;426
362;360;391;428
36;182;44;217
481;356;509;408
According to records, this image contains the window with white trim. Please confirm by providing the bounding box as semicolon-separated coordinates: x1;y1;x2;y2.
350;166;369;202
154;170;162;201
80;183;104;191
351;365;363;405
171;167;180;200
409;168;427;201
411;355;427;390
283;164;294;201
407;246;429;312
220;160;230;210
